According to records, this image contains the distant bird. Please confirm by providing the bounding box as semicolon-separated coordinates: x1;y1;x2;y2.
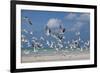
55;45;59;51
45;26;51;36
59;25;66;34
23;16;33;25
32;43;39;53
32;37;37;40
86;40;90;46
36;43;42;48
50;41;54;48
74;41;80;48
28;19;33;25
40;36;44;41
21;35;28;43
29;31;33;35
57;35;64;41
46;40;50;46
84;40;90;49
22;29;28;33
58;43;63;49
62;28;66;33
27;42;31;47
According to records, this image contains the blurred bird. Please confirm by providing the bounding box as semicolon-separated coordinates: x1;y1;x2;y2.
40;36;44;41
59;25;66;34
21;35;28;43
50;41;54;48
23;16;33;25
57;35;64;41
22;29;28;33
27;41;31;47
46;40;50;46
29;31;33;35
45;26;51;36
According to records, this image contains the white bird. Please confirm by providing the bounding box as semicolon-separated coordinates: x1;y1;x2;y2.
32;37;37;40
27;42;31;47
84;40;90;50
86;40;90;46
45;26;51;36
55;47;59;51
24;39;28;43
32;39;35;43
21;36;28;43
30;31;33;35
84;41;89;46
58;43;63;49
22;29;28;33
40;36;44;41
78;37;81;41
50;41;54;48
23;16;33;25
46;40;50;46
59;25;66;34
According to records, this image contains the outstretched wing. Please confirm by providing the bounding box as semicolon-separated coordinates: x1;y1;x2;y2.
22;16;33;25
28;19;33;25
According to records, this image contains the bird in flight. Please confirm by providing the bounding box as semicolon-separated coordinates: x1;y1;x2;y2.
45;26;51;36
23;16;33;25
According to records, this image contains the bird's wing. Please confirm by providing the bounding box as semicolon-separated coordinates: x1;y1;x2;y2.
28;19;33;25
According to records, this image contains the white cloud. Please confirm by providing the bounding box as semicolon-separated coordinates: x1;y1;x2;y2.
65;13;90;31
65;13;77;20
65;13;90;21
47;18;62;28
76;13;90;21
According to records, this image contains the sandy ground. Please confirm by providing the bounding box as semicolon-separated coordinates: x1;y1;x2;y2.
21;51;90;63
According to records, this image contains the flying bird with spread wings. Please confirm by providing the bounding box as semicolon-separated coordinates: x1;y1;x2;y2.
22;16;33;25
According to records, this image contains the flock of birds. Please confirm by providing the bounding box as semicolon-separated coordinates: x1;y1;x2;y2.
21;17;90;55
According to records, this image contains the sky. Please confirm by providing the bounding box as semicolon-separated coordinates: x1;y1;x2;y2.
21;9;90;49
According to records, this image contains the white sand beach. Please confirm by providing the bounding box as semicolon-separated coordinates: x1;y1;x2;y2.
21;51;90;63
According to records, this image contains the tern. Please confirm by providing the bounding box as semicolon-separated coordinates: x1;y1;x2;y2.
23;16;33;25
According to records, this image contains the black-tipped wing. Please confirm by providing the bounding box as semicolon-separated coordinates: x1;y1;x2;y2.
28;19;33;25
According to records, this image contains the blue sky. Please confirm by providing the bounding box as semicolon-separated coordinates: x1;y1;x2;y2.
21;10;90;48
